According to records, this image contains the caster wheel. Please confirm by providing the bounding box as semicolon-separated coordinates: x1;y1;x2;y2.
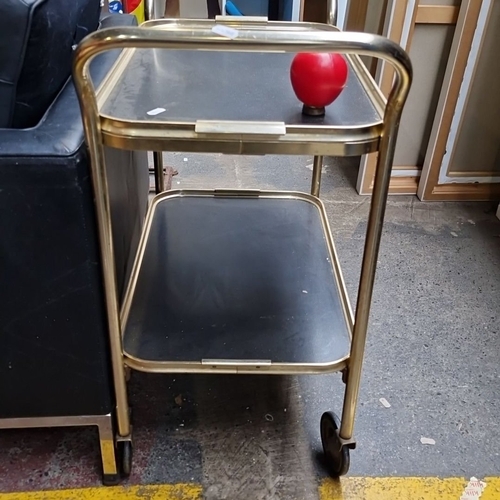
102;473;120;486
320;411;350;476
119;441;133;478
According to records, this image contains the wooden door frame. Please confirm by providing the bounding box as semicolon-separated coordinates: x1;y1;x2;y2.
418;0;500;200
345;0;369;31
356;0;418;195
356;0;462;196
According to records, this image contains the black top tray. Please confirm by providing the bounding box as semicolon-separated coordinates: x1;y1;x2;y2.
101;49;381;129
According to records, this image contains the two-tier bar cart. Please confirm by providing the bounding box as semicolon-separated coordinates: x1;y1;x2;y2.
73;7;411;483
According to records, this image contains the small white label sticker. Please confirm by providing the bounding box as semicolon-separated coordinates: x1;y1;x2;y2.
379;397;391;408
420;437;436;445
460;477;487;500
211;25;239;39
147;107;166;116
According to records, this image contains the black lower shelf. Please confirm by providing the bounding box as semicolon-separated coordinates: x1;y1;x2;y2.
122;191;351;370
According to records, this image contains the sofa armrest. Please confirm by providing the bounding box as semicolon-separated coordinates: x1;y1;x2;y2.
0;14;137;158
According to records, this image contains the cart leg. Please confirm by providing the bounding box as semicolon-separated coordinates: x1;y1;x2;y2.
326;142;395;474
326;0;338;26
153;151;166;194
311;155;323;197
339;108;401;443
98;414;119;485
75;84;133;444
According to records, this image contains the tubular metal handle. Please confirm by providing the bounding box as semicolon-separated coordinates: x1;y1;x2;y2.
74;28;411;115
144;0;153;21
144;0;165;21
327;0;337;26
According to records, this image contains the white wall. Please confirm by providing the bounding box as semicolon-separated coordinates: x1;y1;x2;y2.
337;0;348;29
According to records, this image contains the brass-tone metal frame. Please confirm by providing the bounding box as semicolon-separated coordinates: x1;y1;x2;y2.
0;413;118;477
327;0;338;26
73;21;411;444
120;189;353;375
311;155;324;197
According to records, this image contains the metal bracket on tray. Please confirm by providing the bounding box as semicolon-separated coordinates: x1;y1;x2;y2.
213;188;260;197
215;15;269;23
195;120;286;136
202;359;273;369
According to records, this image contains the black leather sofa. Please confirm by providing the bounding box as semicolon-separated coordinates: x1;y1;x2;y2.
0;0;149;484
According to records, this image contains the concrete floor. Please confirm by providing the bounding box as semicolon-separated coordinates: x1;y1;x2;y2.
1;153;499;498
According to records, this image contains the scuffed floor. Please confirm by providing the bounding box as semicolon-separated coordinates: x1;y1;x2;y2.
1;153;499;499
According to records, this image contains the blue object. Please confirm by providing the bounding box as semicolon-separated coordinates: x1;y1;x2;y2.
109;1;124;13
225;1;243;15
227;0;267;17
282;0;293;20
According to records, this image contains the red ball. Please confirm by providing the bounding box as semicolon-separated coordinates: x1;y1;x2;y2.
290;53;348;109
